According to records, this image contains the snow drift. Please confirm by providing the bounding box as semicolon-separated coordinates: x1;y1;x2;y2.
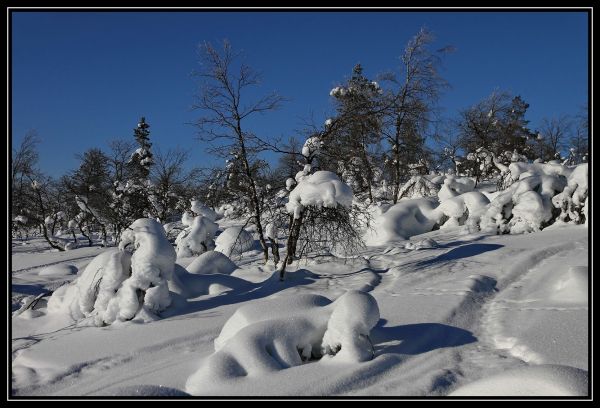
214;226;254;257
185;290;380;395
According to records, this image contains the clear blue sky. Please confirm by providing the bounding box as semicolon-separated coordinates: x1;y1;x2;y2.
11;10;589;176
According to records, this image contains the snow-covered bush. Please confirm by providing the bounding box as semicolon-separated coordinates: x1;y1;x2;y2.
175;214;218;258
190;200;219;221
551;164;588;225
48;218;176;326
286;171;354;220
186;251;238;275
185;290;379;395
214;226;254;257
364;198;439;244
397;175;440;201
437;175;476;201
432;191;490;230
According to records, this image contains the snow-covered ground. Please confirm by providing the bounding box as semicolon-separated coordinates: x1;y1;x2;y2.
10;219;589;397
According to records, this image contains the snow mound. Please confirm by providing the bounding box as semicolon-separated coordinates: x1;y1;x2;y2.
47;249;132;324
397;175;440;200
552;266;588;303
48;219;177;325
552;163;588;224
449;364;588;396
186;291;379;395
433;191;490;230
365;198;438;244
321;290;380;362
287;171;354;219
214;226;254;256
175;215;218;258
170;264;250;298
38;264;78;277
405;238;439;250
438;176;475;201
186;251;238;275
190;200;219;221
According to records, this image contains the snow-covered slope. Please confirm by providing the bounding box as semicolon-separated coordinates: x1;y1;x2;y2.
11;220;588;397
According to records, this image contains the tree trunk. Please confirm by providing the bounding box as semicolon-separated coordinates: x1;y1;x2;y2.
41;223;65;251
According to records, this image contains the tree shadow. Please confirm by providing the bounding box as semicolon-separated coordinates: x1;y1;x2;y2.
414;244;504;268
371;319;477;355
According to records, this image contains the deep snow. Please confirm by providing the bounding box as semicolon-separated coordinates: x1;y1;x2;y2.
11;220;588;397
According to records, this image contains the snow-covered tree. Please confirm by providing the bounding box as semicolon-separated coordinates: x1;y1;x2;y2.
192;40;285;264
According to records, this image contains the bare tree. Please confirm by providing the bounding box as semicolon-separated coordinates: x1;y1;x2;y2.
192;40;285;264
381;28;450;203
537;115;572;161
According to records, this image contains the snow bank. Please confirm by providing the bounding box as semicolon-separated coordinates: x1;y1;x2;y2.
364;198;438;245
175;215;218;258
186;290;380;395
449;364;588;396
38;264;77;277
287;171;354;219
185;251;238;275
214;226;254;257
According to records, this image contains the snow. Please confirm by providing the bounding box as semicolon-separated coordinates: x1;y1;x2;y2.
190;200;219;221
302;136;323;158
214;226;254;256
14;215;28;224
286;171;354;219
185;251;238;275
364;198;438;244
285;177;296;191
449;365;588;396
186;290;379;395
175;215;218;258
437;175;476;201
11;176;589;398
38;264;77;277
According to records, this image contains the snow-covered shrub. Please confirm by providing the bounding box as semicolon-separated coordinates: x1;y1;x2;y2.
214;226;254;257
286;171;354;220
432;191;490;230
47;249;132;324
49;219;176;325
190;200;219;221
397;175;440;201
185;290;379;395
480;174;567;234
321;290;380;362
437;175;476;201
186;251;238;275
175;215;218;258
364;198;439;244
551;164;588;224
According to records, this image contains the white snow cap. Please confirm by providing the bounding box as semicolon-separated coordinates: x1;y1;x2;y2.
14;215;28;224
285;177;296;191
190;200;218;221
286;171;354;219
324;118;333;127
302;136;322;158
175;215;218;258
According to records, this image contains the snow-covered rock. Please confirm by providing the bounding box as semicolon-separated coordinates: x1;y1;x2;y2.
214;226;254;256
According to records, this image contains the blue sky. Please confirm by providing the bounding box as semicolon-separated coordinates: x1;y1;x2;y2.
11;10;589;176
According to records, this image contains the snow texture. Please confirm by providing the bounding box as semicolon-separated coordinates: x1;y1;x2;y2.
185;251;238;275
449;365;588;396
175;215;218;258
186;290;379;395
437;176;476;201
190;200;219;221
286;171;354;219
214;226;254;257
